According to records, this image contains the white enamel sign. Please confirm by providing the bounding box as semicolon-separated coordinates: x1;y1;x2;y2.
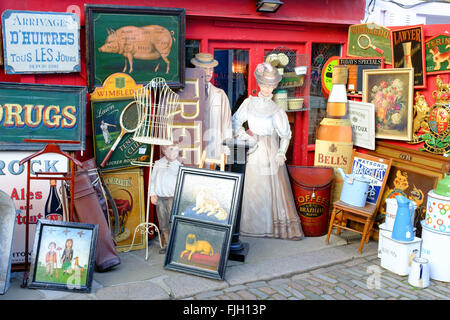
1;10;80;74
349;100;376;150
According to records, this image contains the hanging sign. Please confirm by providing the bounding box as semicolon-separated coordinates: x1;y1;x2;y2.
425;34;450;75
347;23;392;65
1;10;80;74
0;82;86;151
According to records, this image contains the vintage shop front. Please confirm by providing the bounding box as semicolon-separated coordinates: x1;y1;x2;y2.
0;0;449;293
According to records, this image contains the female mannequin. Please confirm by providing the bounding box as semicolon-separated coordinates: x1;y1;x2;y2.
232;62;303;240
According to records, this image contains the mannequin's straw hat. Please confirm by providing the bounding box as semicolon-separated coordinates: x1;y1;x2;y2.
191;52;218;68
254;62;282;87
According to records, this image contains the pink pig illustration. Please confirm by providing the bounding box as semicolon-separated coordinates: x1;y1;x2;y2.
98;25;175;74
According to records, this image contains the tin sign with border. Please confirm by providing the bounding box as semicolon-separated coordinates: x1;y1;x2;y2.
1;10;80;74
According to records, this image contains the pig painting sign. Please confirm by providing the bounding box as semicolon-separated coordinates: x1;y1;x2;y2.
1;10;80;74
85;5;185;92
0;151;68;264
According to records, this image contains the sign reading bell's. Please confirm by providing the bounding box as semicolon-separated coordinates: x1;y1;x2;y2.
1;10;80;74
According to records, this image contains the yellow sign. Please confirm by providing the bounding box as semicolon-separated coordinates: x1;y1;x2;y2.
90;73;143;101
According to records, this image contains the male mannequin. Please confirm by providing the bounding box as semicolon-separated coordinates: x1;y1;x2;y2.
190;53;232;161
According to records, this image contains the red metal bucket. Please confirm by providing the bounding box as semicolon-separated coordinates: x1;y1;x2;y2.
287;166;334;237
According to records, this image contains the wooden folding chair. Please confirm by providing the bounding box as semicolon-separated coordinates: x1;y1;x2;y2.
198;150;226;171
325;150;392;253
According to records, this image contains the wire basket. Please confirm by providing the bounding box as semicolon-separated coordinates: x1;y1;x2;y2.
132;77;180;146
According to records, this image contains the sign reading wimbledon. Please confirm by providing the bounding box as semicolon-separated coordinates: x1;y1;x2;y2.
1;10;80;74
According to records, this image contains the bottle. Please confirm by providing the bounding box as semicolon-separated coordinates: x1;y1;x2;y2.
314;65;353;203
44;179;64;221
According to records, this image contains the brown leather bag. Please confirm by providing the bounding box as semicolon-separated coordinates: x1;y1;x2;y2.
72;169;120;272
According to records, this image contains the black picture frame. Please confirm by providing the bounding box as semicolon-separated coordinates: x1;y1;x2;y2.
164;216;232;280
28;219;98;293
169;167;244;226
85;4;186;92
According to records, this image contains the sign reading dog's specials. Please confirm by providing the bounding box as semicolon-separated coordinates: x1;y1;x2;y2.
0;82;86;151
1;10;80;74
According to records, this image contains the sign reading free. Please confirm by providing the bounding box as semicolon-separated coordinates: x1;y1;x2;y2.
1;10;80;74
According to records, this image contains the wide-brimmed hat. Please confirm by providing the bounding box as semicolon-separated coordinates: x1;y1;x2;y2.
191;52;218;68
254;62;282;87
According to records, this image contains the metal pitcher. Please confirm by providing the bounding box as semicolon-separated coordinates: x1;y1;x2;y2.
392;195;415;241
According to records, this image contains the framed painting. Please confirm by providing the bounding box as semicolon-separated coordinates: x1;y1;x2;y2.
0;82;86;151
362;68;414;141
425;34;450;75
391;25;426;89
339;57;384;94
170;167;244;226
348;100;376;150
164;216;232;280
85;4;185;92
28;219;98;293
102;168;146;252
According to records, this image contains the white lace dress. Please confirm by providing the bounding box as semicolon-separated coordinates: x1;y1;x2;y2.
232;93;304;240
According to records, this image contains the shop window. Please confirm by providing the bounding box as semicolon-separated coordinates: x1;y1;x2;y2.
213;49;249;114
308;43;341;145
185;40;200;68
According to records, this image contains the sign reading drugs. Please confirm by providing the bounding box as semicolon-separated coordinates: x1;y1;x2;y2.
1;10;80;74
0;82;86;151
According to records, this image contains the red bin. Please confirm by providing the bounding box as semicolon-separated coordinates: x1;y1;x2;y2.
287;166;334;237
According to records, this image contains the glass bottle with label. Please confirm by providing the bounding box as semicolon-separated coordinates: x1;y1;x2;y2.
314;65;353;203
44;179;64;221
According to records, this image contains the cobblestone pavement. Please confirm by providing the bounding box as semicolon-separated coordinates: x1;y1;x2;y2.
184;254;450;300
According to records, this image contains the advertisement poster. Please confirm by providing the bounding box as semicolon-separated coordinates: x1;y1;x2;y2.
348;101;375;150
0;151;68;264
1;10;80;74
425;34;450;75
391;25;426;89
347;23;392;65
351;155;389;205
102;168;146;252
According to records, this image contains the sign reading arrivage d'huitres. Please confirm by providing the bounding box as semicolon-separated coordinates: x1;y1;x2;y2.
0;82;86;150
1;10;80;74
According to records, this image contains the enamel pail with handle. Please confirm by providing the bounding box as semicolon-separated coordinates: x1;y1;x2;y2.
337;167;371;207
392;195;415;241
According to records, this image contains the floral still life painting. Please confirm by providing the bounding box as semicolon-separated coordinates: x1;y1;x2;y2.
363;68;414;141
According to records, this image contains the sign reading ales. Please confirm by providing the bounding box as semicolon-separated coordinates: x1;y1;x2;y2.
0;82;86;150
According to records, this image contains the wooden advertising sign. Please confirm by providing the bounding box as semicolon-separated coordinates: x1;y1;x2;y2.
0;82;86;151
1;10;80;74
91;73;150;172
338;57;384;94
170;67;206;166
347;23;392;65
391;25;426;89
425;34;450;75
102;168;146;252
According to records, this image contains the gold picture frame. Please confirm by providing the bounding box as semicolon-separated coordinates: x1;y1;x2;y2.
362;68;414;141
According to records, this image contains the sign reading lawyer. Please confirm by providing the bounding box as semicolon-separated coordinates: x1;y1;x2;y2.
1;10;80;74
